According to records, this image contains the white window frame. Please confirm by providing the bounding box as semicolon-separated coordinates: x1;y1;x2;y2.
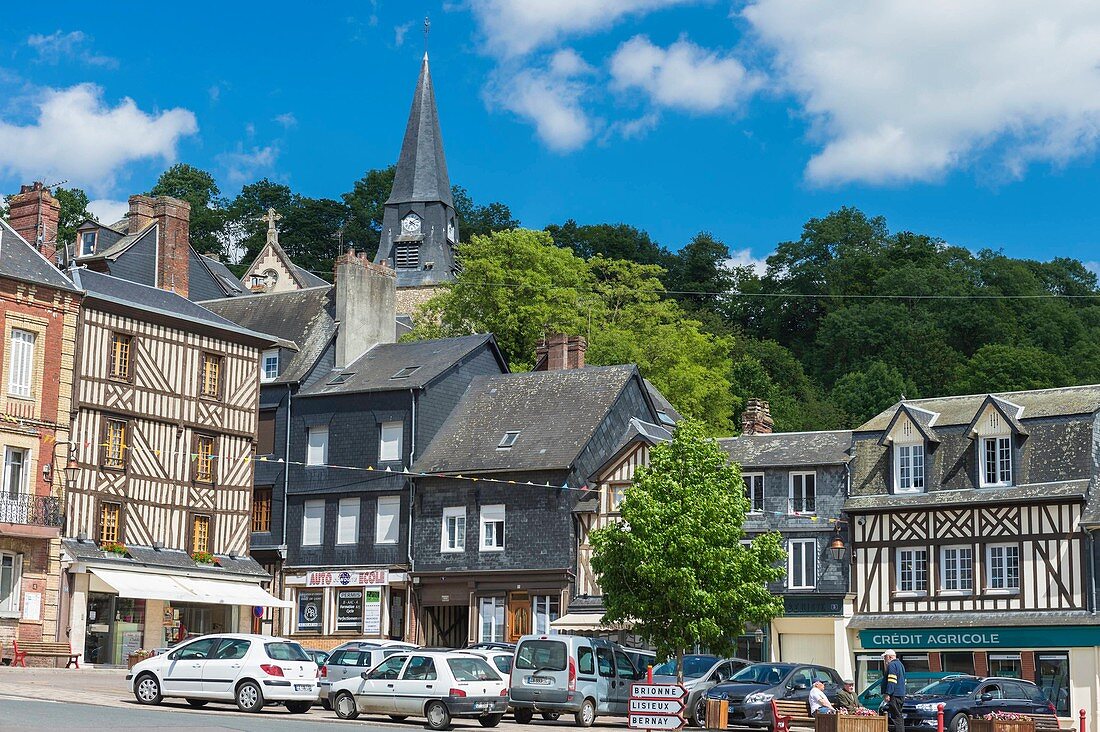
261;349;279;382
8;329;35;398
379;421;403;463
979;436;1013;487
788;471;816;514
609;482;628;512
80;230;97;257
337;497;359;545
3;447;28;499
375;495;400;545
441;506;466;553
987;543;1020;592
787;538;816;590
744;472;765;513
479;596;506;643
893;441;926;494
307;426;328;466
302;499;324;546
896;547;929;595
480;504;505;552
532;594;560;635
0;551;21;614
940;545;974;594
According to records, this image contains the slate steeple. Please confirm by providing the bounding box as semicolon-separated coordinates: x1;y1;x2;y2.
375;53;459;289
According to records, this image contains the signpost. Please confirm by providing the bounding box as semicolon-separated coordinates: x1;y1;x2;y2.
629;683;686;731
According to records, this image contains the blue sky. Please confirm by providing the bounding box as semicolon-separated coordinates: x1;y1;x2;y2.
4;1;1100;270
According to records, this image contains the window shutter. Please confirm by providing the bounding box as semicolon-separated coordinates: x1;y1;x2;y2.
8;330;34;397
376;496;400;544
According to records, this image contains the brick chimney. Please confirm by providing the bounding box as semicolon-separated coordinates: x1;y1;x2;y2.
8;182;61;265
153;196;191;297
127;194;155;234
741;398;774;435
334;247;397;367
535;334;587;370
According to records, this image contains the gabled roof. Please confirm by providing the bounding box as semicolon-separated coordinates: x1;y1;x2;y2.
246;238;330;291
413;365;643;474
857;385;1100;432
386;53;453;207
77;222;152;262
878;404;941;446
591;417;672;483
0;219;80;292
643;378;681;426
198;254;246;296
963;394;1028;437
200;286;336;384
719;430;852;468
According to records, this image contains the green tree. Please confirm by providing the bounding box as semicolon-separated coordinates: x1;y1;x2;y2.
829;361;918;426
225;179;298;264
279;197;347;278
590;420;785;680
342;166;395;259
149;164;226;256
949;345;1073;395
545;220;667;265
452;185;520;238
664;232;736;315
53;187;95;248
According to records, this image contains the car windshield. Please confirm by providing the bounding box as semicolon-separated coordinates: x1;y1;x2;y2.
730;664;792;685
916;679;981;697
652;656;719;679
515;640;568;671
449;657;502;682
265;642;311;662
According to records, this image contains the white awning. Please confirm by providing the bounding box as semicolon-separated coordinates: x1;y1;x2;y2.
177;576;293;608
551;612;630;631
89;567;201;603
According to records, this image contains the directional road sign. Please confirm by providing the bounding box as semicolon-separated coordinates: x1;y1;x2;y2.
630;683;688;701
629;714;686;730
629;683;687;731
630;699;685;715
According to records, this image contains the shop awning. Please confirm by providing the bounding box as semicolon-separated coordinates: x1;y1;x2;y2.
89;567;201;603
551;612;630;631
177;576;293;608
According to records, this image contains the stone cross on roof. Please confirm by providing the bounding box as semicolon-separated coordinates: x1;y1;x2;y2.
261;207;283;246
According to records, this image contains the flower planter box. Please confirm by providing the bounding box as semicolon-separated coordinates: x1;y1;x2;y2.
970;719;1036;732
816;714;889;732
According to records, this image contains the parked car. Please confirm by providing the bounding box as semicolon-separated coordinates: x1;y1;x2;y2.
857;672;956;711
652;654;753;727
305;648;329;667
467;642;516;652
319;641;409;708
329;650;509;730
623;647;658;675
706;662;843;729
461;649;560;722
509;634;644;727
901;676;1056;732
128;634;318;713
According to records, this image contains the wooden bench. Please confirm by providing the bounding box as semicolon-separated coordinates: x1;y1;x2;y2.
10;640;80;669
773;699;815;731
1024;714;1064;731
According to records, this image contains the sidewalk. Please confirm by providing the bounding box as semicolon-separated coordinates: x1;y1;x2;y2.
0;667;130;708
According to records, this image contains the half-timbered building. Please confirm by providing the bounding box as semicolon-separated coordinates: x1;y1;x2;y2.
61;267;287;666
846;387;1100;721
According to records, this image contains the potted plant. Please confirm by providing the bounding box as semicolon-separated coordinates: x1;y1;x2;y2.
191;551;217;565
816;708;889;732
970;711;1036;732
101;540;128;557
127;648;154;669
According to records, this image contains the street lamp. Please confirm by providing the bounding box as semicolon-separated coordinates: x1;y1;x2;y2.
64;459;79;489
828;523;848;561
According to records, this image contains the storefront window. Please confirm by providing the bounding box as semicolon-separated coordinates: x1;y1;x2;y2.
942;652;975;674
337;588;364;632
84;594;145;666
989;653;1022;678
856;654;885;694
479;597;505;643
1038;653;1070;716
899;653;930;672
297;590;324;633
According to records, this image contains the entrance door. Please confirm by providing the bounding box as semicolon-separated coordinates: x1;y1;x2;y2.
508;592;531;642
85;593;115;665
422;605;466;647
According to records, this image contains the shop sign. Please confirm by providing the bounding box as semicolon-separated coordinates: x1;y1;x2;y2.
859;626;1100;649
307;569;388;587
364;589;382;635
336;589;364;632
298;590;324;632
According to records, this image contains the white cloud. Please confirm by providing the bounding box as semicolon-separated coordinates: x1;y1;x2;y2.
610;35;764;113
217;145;278;185
394;22;413;47
486;50;596;151
726;248;769;274
274;113;297;129
470;0;697;57
743;0;1100;185
0;84;197;196
87;198;128;226
27;30;117;68
607;112;661;141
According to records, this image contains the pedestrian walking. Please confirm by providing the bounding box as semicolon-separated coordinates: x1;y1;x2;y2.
882;650;906;732
837;679;860;711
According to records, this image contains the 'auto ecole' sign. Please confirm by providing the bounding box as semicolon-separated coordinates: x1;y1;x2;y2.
307;569;388;587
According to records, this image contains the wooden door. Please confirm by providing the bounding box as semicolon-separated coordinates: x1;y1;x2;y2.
508;592;531;642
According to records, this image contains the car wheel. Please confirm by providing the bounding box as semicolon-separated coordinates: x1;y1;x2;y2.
426;700;453;731
479;714;504;727
235;680;264;713
390;715;410;721
514;708;534;724
574;698;596;728
542;712;561;721
186;699;208;708
334;691;359;720
134;673;163;706
691;697;707;728
950;715;970;732
286;701;312;714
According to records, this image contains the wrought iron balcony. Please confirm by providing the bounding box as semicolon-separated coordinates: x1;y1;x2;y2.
0;493;64;528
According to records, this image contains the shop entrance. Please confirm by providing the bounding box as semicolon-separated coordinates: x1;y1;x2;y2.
422;605;466;647
84;592;146;666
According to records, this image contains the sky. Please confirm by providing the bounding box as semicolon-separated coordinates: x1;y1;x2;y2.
5;1;1100;271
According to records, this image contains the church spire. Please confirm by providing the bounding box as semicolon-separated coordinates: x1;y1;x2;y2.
386;52;453;208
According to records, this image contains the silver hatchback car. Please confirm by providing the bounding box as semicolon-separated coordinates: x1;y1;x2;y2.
319;642;407;707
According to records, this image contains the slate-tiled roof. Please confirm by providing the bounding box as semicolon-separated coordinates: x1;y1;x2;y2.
0;219;80;292
387;54;453;207
201;286;336;384
589;417;672;483
80;225;149;261
844;479;1089;512
298;334;504;397
644;379;681;425
414;365;640;474
71;268;273;345
719;430;852;467
292;262;329;288
858;386;1100;432
62;538;268;578
198;253;247;296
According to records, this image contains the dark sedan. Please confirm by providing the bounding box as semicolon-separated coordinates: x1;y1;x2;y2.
706;662;843;729
901;676;1055;732
652;655;752;727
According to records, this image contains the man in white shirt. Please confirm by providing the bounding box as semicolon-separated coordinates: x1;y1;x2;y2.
809;680;836;715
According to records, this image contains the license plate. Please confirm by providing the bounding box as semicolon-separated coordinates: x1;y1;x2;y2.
526;676;552;685
475;702;494;710
294;684;312;691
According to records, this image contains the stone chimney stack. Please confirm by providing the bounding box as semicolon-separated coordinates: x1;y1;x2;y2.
8;183;61;265
334;247;397;368
127;194;155;234
741;398;774;435
153;196;191;297
535;334;587;370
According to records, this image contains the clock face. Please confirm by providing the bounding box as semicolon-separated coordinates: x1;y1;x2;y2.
401;213;421;234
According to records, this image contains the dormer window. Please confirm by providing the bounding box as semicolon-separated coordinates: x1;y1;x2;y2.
80;230;97;256
261;349;279;382
328;373;354;385
497;431;520;449
981;436;1013;487
894;442;925;493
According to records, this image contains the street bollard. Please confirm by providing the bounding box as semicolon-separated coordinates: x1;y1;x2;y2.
937;704;945;732
647;665;653;683
1080;708;1087;732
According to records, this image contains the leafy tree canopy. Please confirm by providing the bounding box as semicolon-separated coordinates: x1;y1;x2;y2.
830;361;919;427
150;164;226;257
53;187;95;247
546;220;667;265
949;345;1073;395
